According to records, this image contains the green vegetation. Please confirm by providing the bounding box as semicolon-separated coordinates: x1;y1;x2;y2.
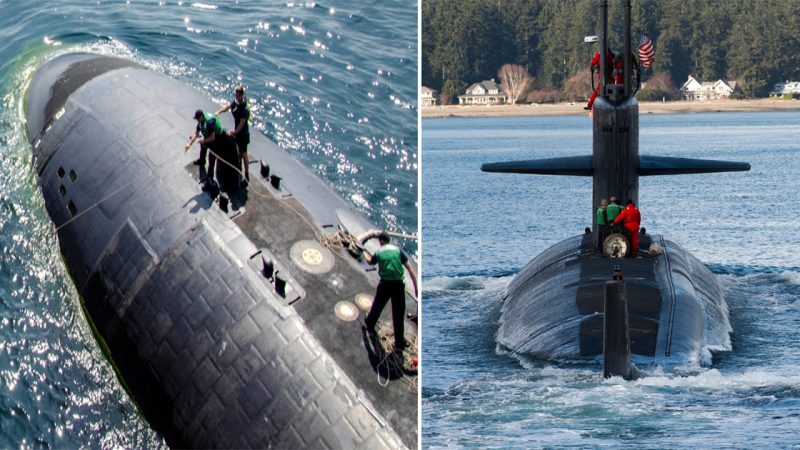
422;0;800;102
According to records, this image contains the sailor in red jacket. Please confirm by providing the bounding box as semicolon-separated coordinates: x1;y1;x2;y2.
613;199;641;257
585;49;614;110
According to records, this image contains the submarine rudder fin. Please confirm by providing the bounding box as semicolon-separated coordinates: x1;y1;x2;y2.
603;270;639;380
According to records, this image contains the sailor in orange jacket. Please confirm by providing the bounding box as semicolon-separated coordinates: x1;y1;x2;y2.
613;199;641;257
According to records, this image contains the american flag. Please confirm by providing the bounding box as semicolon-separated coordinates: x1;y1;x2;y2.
638;35;654;68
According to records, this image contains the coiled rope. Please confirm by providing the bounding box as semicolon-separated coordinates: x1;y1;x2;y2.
374;320;418;393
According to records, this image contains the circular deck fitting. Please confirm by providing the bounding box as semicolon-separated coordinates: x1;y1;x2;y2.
335;301;359;322
290;240;335;274
603;233;629;259
355;292;373;311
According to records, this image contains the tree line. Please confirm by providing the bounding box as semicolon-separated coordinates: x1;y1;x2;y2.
422;0;800;103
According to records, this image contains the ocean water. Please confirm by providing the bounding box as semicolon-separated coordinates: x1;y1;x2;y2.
0;1;417;447
421;112;800;447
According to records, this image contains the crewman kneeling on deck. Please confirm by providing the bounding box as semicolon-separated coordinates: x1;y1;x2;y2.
364;232;418;353
596;198;608;250
613;199;641;257
185;109;233;185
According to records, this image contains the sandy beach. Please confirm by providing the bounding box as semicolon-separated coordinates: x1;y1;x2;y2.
422;99;800;118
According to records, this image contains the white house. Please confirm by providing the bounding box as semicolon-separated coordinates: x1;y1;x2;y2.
421;86;438;106
680;75;739;100
769;81;800;97
458;79;507;105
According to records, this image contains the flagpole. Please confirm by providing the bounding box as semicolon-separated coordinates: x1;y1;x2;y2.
624;0;631;99
600;0;608;99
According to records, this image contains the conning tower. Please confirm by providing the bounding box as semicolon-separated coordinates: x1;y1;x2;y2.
482;0;749;248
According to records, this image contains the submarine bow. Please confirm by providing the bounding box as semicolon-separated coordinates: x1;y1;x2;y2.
26;53;416;448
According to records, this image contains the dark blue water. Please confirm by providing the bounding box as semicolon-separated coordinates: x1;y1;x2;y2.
0;2;416;447
422;112;800;447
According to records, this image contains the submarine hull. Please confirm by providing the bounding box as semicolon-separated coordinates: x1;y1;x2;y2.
497;232;731;367
26;54;416;448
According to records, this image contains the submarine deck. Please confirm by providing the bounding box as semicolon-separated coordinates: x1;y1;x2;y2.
499;229;725;367
572;232;662;357
188;152;419;446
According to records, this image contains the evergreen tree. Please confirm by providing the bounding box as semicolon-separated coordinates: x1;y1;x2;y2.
421;0;800;100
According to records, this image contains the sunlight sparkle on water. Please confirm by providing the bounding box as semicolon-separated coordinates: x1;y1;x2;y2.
191;2;216;10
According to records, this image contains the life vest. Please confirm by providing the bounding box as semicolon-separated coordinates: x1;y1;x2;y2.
375;244;405;281
596;207;607;225
606;203;623;221
590;50;615;81
200;112;224;138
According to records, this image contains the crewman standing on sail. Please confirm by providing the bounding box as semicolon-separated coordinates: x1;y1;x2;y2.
586;49;614;110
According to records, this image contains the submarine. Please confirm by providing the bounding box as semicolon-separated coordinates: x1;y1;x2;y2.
25;52;418;448
481;1;750;378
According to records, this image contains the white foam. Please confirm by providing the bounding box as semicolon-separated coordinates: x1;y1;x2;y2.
779;270;800;285
43;36;62;46
636;367;800;393
423;275;511;292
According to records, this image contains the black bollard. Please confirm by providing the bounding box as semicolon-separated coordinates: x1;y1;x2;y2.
260;161;270;179
270;174;282;190
261;255;274;279
274;272;286;297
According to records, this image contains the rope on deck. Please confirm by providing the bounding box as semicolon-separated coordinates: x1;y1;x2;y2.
315;229;362;257
316;228;419;259
375;320;418;393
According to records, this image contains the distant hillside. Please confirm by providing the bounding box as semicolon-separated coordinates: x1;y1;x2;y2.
422;0;800;103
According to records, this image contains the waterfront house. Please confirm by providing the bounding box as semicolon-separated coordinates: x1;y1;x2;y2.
421;86;438;106
458;79;507;105
769;81;800;98
680;75;739;100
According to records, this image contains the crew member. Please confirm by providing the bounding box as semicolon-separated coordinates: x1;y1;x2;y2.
216;86;251;184
185;109;229;182
613;54;625;84
364;232;418;353
596;198;608;250
612;53;640;86
606;196;623;232
586;49;614;110
613;199;641;257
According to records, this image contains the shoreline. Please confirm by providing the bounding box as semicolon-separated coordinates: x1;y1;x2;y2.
421;99;800;118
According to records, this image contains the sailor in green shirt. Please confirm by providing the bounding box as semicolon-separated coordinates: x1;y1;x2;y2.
596;198;608;250
185;109;232;185
364;232;418;352
606;196;623;221
605;196;623;233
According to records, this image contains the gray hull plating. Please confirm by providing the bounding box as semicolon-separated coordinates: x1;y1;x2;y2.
498;233;731;367
26;54;416;448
